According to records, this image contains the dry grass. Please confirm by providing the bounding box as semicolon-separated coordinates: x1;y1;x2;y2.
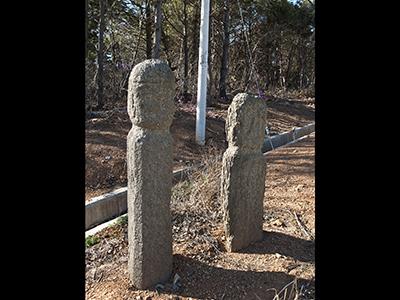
171;151;225;261
267;278;315;300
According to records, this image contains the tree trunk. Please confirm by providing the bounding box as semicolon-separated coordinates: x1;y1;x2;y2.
207;0;215;106
85;0;89;113
299;60;304;89
285;42;296;88
161;27;174;69
190;2;200;98
182;0;189;99
299;41;306;89
219;0;229;101
145;0;152;59
97;0;106;110
85;0;88;60
120;2;144;94
153;0;162;58
241;16;252;91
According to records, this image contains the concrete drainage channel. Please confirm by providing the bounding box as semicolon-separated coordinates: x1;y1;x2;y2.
85;122;315;236
85;167;192;234
262;122;315;152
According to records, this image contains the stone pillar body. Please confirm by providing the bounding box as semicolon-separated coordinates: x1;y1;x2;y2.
221;93;267;252
127;59;175;288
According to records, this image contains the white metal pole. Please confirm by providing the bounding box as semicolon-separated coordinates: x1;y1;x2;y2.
195;0;210;145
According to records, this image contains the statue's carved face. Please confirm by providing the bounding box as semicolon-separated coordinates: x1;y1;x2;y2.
128;60;176;130
226;93;266;151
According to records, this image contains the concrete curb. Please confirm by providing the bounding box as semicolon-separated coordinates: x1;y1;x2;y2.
86;213;127;238
85;168;192;230
85;187;127;230
262;123;315;153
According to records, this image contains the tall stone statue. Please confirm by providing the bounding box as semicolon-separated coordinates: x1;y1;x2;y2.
127;59;175;288
221;93;267;252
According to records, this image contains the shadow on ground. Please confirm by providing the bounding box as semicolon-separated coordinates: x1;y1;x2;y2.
240;231;314;263
152;253;314;300
132;230;315;300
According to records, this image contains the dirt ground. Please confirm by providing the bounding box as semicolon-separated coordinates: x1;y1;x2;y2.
85;96;314;201
85;133;315;300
